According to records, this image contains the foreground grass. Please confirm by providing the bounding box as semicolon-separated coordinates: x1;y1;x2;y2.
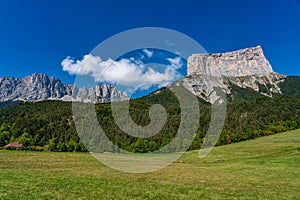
0;129;299;199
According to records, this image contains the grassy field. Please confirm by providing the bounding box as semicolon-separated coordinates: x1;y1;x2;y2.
0;129;299;199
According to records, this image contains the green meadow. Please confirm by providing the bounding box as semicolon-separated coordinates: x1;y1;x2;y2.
0;129;299;199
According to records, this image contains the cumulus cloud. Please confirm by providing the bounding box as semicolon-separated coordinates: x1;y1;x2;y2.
142;49;153;58
61;54;181;91
167;57;183;69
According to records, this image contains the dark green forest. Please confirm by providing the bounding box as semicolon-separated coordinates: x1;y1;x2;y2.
0;87;299;152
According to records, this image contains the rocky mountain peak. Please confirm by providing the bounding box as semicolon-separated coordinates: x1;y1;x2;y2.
187;45;274;77
0;73;128;103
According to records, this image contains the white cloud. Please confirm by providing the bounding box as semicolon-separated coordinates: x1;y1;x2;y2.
143;49;153;58
167;57;183;69
61;54;180;91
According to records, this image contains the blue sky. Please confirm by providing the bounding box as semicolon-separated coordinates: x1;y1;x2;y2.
0;0;299;86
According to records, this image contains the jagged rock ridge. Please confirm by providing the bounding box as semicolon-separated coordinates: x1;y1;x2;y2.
0;73;128;102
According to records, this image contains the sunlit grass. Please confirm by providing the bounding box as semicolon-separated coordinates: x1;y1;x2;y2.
0;129;299;199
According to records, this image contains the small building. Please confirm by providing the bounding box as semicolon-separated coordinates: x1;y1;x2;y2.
4;142;22;150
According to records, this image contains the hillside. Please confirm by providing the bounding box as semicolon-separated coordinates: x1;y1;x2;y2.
0;89;299;152
0;129;299;199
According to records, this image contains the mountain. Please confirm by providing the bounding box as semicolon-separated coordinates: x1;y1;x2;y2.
0;73;128;103
0;45;300;151
0;45;299;154
183;46;300;103
0;46;299;104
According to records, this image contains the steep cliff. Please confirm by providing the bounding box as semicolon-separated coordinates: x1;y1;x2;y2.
184;46;290;103
187;45;273;77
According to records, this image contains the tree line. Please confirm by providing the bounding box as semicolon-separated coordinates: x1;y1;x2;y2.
0;88;299;152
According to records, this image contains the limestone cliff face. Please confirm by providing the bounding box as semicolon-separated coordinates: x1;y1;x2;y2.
183;46;287;103
0;73;128;102
187;45;273;77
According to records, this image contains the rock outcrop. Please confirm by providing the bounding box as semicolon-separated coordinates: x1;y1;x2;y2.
183;73;286;104
187;45;273;77
0;73;128;102
184;46;287;103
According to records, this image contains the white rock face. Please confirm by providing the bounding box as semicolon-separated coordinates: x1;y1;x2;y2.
183;75;228;104
183;46;287;103
187;45;274;77
183;73;286;104
225;73;286;97
0;73;129;103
